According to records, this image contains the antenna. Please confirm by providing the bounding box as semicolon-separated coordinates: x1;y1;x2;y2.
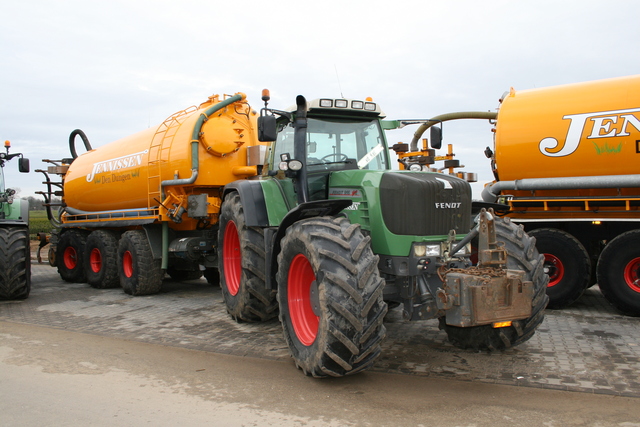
334;64;344;98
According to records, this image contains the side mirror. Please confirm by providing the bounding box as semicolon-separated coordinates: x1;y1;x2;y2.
258;115;278;142
430;125;442;150
18;157;29;173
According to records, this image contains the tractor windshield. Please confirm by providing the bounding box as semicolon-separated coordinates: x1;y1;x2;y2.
274;117;389;171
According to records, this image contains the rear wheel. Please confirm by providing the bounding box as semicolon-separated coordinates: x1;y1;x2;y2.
117;230;163;296
57;229;88;283
84;230;119;289
218;193;277;321
0;227;31;300
528;228;590;309
441;216;548;350
277;216;387;377
597;229;640;316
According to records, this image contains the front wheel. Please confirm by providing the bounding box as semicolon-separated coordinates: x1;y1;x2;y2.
597;229;640;316
277;217;387;377
441;216;549;350
117;230;163;296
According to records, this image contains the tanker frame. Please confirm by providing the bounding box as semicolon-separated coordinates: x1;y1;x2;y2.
408;75;640;316
39;90;547;377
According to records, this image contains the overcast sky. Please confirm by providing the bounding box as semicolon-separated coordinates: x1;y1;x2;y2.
1;0;638;200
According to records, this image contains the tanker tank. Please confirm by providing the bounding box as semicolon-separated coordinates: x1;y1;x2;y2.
484;75;640;202
62;93;262;212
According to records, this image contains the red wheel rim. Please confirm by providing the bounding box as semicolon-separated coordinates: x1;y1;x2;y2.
288;254;319;346
90;248;102;273
543;253;564;287
123;251;134;278
623;257;640;293
223;221;241;296
63;246;78;270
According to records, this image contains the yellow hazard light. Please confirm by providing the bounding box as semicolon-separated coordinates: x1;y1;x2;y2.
4;140;10;148
493;321;512;328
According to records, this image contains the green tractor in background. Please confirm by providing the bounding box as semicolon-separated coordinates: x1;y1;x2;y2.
0;140;31;300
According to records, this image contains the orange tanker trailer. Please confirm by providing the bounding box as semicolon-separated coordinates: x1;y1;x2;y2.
40;92;267;292
481;75;640;315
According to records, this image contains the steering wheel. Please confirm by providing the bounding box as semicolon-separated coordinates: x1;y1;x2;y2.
320;153;349;163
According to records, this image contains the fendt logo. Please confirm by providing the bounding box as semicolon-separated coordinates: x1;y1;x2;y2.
434;202;462;209
539;108;640;157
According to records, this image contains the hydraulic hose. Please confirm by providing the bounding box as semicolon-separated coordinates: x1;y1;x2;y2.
69;129;93;159
409;111;497;151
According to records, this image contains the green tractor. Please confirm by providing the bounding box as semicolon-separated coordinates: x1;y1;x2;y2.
0;140;31;300
217;93;548;377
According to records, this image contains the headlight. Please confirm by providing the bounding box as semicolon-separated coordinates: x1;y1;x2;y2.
409;163;423;171
414;243;440;257
288;159;303;171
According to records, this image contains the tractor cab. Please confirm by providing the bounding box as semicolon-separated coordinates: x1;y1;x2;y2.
261;95;389;203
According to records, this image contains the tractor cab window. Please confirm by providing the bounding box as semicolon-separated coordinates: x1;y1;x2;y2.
271;117;388;172
306;117;388;171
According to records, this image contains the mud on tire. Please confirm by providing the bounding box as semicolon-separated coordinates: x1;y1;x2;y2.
0;226;31;300
441;216;549;350
218;192;277;321
277;216;387;378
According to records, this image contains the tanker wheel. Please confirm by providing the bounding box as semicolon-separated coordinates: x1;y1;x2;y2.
276;216;387;377
84;230;120;289
597;229;640;316
0;226;31;300
218;192;277;322
528;228;590;309
117;230;163;296
57;229;88;283
441;216;549;351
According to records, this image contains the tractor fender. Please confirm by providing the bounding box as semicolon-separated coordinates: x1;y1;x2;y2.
266;199;352;290
222;181;269;227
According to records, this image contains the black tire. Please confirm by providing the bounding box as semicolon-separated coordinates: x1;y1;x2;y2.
204;268;220;286
218;192;277;321
597;229;640;316
57;229;88;283
167;267;204;281
0;227;31;300
84;230;120;289
117;230;163;296
528;228;590;309
276;216;387;378
441;216;548;350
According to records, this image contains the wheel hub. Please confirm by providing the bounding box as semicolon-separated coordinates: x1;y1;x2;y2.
624;257;640;293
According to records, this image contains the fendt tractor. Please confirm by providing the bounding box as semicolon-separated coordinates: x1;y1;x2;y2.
0;140;31;300
39;91;547;377
406;75;640;316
